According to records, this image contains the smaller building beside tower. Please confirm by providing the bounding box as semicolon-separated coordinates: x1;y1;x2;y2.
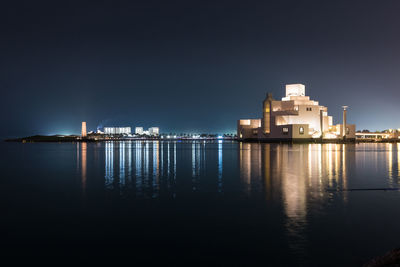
149;127;159;136
135;127;144;135
237;84;356;141
134;126;159;136
104;127;131;135
79;122;161;139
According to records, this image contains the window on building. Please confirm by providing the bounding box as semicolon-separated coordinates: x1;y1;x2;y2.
282;127;289;135
240;120;251;126
306;107;312;111
346;127;350;134
299;127;304;135
252;129;258;135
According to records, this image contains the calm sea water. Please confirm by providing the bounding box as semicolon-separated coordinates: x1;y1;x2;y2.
1;141;400;265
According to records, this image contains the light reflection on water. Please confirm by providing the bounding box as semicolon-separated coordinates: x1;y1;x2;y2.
218;140;223;193
81;142;87;192
238;143;354;255
3;141;400;265
75;141;400;261
76;141;400;199
102;141;184;198
398;143;400;179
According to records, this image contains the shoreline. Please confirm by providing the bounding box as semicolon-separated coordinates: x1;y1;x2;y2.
4;135;234;143
4;135;400;144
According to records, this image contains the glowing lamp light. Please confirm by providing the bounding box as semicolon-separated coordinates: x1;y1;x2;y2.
324;132;338;139
239;120;251;126
311;132;322;138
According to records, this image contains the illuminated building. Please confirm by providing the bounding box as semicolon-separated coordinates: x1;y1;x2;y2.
149;127;159;136
356;130;400;140
81;122;87;137
237;84;356;141
104;127;131;135
135;127;144;135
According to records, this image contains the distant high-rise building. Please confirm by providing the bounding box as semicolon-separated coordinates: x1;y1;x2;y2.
104;127;131;135
149;127;159;136
135;127;144;135
81;122;87;137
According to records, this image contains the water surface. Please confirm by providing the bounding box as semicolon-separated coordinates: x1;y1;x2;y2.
1;141;400;265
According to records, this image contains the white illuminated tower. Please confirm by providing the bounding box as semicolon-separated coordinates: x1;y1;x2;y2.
81;122;87;137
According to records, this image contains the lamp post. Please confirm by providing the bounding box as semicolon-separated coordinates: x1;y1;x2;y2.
342;106;348;140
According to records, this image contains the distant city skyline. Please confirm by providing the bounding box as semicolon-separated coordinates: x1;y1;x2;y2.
2;0;400;138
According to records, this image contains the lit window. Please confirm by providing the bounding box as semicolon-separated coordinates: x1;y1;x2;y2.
282;127;289;135
240;120;251;126
299;127;304;135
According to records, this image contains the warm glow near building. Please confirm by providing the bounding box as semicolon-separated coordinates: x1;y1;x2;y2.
237;84;356;140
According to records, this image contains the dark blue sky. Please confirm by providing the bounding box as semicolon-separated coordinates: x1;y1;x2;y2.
1;0;400;137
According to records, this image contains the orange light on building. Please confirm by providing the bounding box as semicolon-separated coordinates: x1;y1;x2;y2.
81;122;87;137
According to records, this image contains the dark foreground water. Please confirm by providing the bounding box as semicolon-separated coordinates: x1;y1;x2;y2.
1;141;400;265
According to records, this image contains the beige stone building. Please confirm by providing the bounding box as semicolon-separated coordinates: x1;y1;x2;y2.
237;84;356;141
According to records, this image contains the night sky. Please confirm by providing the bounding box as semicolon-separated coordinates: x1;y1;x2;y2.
1;0;400;137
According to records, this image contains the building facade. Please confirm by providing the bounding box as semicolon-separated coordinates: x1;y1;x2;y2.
135;127;144;135
149;127;159;136
104;127;131;135
238;84;356;141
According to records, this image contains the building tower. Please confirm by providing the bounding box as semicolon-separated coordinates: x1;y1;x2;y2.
81;122;87;138
342;106;348;139
262;93;273;134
